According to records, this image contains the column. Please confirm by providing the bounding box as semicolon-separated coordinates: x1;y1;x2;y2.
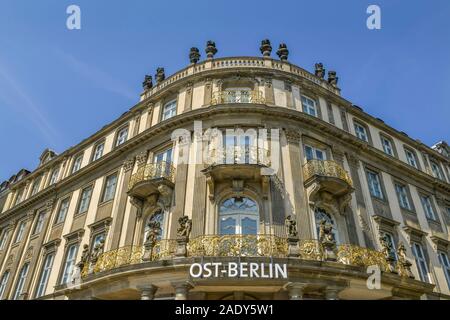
284;282;308;300
138;285;158;300
172;281;194;300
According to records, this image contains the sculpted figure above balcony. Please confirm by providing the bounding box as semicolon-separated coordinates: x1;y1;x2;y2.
303;160;354;215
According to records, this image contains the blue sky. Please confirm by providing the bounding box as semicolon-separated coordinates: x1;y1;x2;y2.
0;0;449;182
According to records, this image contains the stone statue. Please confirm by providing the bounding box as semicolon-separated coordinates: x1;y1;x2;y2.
319;219;337;261
142;75;153;90
189;47;201;64
260;39;272;57
145;220;161;246
90;239;105;265
276;43;289;61
328;71;339;87
315;63;325;79
155;67;165;84
379;234;396;273
397;242;414;278
177;216;192;239
77;244;90;269
285;215;298;238
205;41;218;59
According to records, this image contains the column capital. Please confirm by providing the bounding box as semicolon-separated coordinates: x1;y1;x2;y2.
284;129;301;144
283;282;308;300
137;284;158;300
171;281;194;300
123;158;135;172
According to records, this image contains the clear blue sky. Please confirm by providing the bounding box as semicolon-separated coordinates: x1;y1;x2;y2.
0;0;449;182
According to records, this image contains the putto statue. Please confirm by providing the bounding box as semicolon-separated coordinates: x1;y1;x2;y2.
142;75;153;90
177;215;192;239
76;244;90;270
145;220;161;246
155;67;165;84
189;47;201;64
327;71;339;87
314;63;325;79
260;39;272;57
319;219;337;261
379;234;396;273
396;242;414;278
205;41;218;59
285;215;298;238
276;43;289;61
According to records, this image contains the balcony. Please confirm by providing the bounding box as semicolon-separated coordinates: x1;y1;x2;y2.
303;160;353;197
128;162;175;209
81;236;412;279
211;90;265;105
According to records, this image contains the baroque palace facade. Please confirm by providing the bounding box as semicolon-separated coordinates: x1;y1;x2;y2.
0;40;449;300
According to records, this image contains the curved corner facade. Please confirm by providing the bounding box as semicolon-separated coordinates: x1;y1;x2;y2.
0;48;449;300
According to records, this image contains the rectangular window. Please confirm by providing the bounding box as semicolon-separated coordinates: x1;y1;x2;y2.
55;198;70;224
354;123;368;142
15;188;24;205
162;100;177;121
77;186;93;214
301;96;317;117
101;174;118;203
35;253;55;298
0;230;8;250
15;221;27;243
395;184;411;210
367;171;384;199
49;167;60;186
13;263;29;300
405;149;418;168
31;176;42;196
0;271;10;299
304;145;326;161
438;252;450;290
61;244;78;285
92;142;105;161
381;136;394;156
33;211;46;235
420;195;436;220
71;155;83;173
154;149;173;178
412;243;430;283
431;161;445;180
115;127;128;147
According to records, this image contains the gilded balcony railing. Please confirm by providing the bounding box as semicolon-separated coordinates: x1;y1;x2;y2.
302;160;353;187
206;146;271;167
211;90;265;105
187;235;288;258
82;237;406;279
128;161;176;191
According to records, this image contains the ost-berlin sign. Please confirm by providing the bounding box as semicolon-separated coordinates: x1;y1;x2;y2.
189;262;288;279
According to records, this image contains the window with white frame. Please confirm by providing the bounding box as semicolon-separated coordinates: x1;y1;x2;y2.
35;253;55;298
0;271;10;300
301;96;317;117
405;148;418;168
354;122;368;142
304;145;326;161
154;148;173;178
33;211;46;234
13;263;29;300
71;154;83;173
420;195;436;220
55;198;70;224
438;251;450;290
395;183;412;210
31;176;42;196
115;127;129;147
430;161;445;180
412;242;431;283
219;197;259;235
49;167;60;186
92;142;105;162
381;135;394;156
15;221;27;243
101;173;118;203
0;230;8;250
367;170;384;199
61;244;78;284
162;100;177;121
77;186;93;214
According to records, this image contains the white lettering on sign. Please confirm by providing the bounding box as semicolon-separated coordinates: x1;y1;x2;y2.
189;262;288;279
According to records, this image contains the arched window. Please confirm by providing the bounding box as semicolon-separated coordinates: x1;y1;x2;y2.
314;208;339;243
219;197;259;235
144;209;165;241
